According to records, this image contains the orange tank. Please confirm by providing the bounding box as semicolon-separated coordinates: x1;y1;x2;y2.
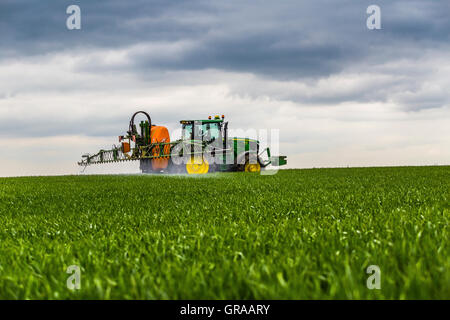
121;142;131;153
150;126;170;170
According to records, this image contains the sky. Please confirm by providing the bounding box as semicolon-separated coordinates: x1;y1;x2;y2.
0;0;449;176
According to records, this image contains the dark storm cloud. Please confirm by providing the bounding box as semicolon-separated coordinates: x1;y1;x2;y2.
1;0;448;79
130;33;352;80
0;0;215;54
0;0;449;145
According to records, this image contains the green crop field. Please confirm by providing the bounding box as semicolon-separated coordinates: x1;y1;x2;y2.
0;166;448;299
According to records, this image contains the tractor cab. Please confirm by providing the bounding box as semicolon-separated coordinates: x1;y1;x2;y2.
180;115;227;147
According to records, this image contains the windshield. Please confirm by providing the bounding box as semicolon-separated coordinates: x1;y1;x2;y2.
182;122;221;142
199;122;220;142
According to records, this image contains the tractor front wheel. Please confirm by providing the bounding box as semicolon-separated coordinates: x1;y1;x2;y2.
244;161;261;173
236;152;261;173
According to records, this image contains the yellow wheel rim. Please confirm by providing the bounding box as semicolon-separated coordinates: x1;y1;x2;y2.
245;162;261;173
186;157;209;174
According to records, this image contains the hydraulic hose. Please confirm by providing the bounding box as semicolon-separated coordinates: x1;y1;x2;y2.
129;110;152;135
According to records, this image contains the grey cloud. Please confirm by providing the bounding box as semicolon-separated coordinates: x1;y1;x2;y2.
0;106;189;138
0;0;215;57
0;0;449;126
2;0;449;79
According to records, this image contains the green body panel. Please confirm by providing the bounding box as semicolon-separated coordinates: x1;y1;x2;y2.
230;137;258;163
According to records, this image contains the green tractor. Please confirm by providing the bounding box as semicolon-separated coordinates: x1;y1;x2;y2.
78;111;287;174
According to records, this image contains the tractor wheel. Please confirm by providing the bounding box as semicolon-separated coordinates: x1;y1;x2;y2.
186;156;209;174
236;152;261;173
244;161;261;173
167;159;187;174
140;159;153;174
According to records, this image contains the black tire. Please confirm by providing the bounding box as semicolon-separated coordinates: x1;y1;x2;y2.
139;159;153;174
166;158;187;174
235;152;259;172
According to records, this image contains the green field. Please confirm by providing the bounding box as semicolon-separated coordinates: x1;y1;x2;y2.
0;166;448;299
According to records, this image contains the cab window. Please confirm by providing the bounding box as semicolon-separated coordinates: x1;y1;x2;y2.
182;123;193;140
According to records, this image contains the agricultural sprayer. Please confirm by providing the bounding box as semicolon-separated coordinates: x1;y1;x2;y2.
78;111;287;174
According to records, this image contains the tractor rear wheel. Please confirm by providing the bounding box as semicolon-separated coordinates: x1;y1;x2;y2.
186;156;209;174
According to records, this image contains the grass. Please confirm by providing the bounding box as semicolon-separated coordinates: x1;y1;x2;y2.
0;166;448;299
